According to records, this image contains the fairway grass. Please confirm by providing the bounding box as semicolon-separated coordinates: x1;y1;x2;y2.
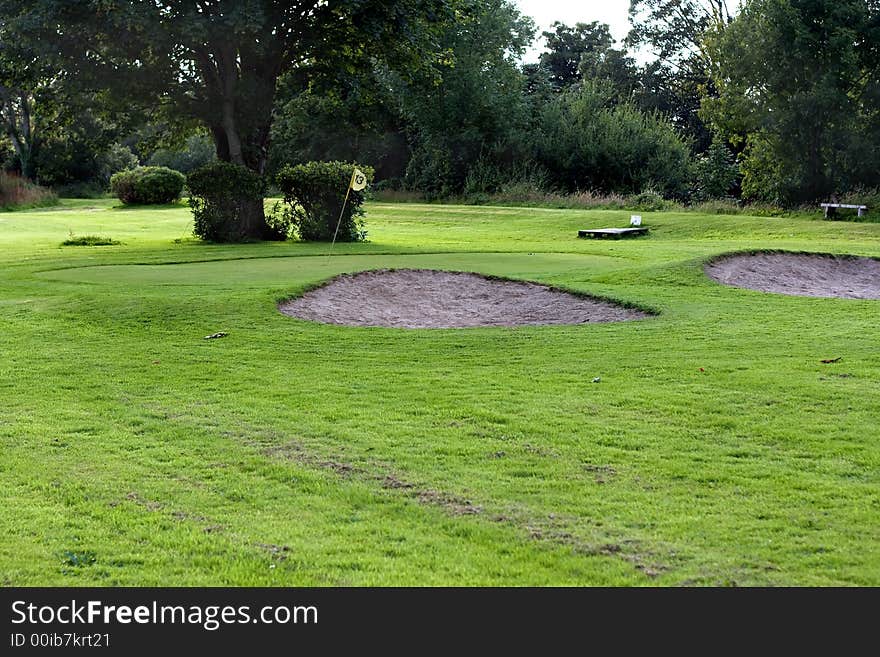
1;199;878;586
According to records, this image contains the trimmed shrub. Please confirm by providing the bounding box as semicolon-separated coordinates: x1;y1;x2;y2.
276;161;373;242
187;161;286;242
110;166;185;205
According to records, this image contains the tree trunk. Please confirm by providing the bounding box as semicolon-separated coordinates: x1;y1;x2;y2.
198;46;279;240
218;45;246;166
210;125;230;162
0;89;34;180
237;197;270;240
221;98;245;166
18;91;35;178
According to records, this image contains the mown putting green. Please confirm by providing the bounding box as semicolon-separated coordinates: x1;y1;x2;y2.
1;199;878;585
37;252;626;288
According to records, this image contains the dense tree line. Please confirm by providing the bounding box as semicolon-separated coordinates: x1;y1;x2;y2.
268;2;702;199
1;0;878;232
704;0;880;204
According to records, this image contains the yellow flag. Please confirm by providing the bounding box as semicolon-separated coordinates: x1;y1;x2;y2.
350;168;367;191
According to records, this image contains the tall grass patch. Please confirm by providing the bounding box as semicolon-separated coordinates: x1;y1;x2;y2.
0;171;57;209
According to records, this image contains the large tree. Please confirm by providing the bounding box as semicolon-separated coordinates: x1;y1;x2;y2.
627;1;736;149
703;0;880;203
538;21;638;95
0;85;38;180
0;37;49;179
0;37;133;187
268;49;412;181
0;0;454;236
628;0;734;66
395;0;534;195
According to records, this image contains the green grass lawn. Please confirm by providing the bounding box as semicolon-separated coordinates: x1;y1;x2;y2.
1;199;878;586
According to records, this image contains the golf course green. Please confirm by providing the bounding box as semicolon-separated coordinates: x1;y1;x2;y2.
1;199;878;585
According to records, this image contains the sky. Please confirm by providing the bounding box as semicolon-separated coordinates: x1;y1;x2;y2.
512;0;634;61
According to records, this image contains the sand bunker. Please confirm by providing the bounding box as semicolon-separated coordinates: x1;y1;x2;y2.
279;269;650;328
705;252;880;299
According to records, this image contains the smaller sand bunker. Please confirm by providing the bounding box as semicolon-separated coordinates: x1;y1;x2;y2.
705;252;880;299
279;269;650;328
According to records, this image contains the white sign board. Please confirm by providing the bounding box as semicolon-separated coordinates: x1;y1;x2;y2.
630;215;642;226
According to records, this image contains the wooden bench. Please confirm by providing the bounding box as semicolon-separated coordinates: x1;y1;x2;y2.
821;203;867;218
577;227;649;239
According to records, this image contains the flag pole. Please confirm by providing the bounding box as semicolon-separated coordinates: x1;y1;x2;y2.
330;170;356;250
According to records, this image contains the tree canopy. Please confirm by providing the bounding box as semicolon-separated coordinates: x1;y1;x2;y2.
2;0;878;225
0;0;456;234
704;0;880;203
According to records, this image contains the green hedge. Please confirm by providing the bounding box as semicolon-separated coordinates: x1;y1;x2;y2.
276;161;372;242
110;166;185;205
187;161;287;242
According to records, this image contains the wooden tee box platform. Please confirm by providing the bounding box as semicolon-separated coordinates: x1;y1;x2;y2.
577;227;649;239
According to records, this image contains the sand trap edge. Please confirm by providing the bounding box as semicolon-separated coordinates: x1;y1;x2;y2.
703;249;880;299
276;268;660;329
704;248;880;266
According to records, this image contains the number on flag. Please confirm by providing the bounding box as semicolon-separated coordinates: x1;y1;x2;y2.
351;168;367;191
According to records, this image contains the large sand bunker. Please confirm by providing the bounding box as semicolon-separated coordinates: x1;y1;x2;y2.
705;252;880;299
279;269;650;328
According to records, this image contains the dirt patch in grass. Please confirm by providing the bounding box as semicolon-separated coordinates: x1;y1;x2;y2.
279;269;651;328
705;252;880;299
256;437;673;573
416;489;483;516
583;464;617;484
123;491;163;511
263;440;482;516
196;420;671;578
116;491;223;532
256;543;291;560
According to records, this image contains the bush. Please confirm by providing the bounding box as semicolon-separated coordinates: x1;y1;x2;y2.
276;161;373;242
187;162;286;242
372;177;404;192
739;133;798;205
839;187;880;221
491;185;628;209
626;189;669;212
110;166;185;205
689;199;743;215
535;82;692;198
404;145;455;200
463;158;551;197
